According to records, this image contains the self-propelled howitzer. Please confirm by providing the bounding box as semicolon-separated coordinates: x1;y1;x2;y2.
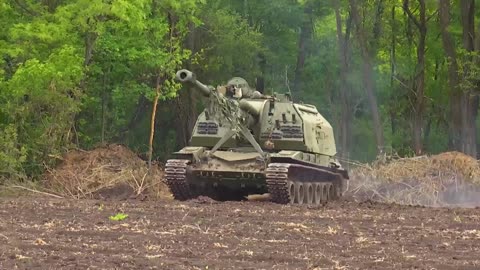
164;69;349;205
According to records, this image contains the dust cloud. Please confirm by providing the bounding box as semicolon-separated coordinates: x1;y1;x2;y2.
345;151;480;208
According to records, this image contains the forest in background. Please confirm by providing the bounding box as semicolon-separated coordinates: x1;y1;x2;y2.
0;0;479;180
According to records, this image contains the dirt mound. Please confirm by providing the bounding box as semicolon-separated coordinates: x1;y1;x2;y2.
43;144;172;200
367;151;480;184
348;151;480;207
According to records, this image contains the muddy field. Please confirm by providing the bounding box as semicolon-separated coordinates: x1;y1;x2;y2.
0;196;479;270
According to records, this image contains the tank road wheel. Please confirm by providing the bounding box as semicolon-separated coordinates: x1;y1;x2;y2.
322;184;329;203
333;175;345;199
266;163;345;205
287;181;295;204
305;183;314;204
295;182;305;204
314;183;322;205
333;183;341;200
328;183;335;201
322;183;337;203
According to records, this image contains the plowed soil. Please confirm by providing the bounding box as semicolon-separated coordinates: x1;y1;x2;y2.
1;196;480;270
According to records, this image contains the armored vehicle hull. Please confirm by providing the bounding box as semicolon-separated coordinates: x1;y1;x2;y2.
164;69;348;205
165;149;348;204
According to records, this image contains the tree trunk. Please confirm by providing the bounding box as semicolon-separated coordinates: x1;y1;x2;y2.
390;5;397;135
439;0;462;152
334;0;352;158
440;0;478;157
173;88;197;147
256;53;266;93
370;1;384;50
41;0;60;12
349;0;385;154
101;70;107;145
403;0;427;155
460;0;478;157
172;21;198;148
148;74;162;168
293;4;313;96
425;60;441;148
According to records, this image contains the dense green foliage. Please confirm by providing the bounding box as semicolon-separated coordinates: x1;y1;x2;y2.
1;0;479;179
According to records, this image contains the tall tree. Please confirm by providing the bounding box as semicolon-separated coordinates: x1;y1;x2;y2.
403;0;427;155
333;0;353;157
293;1;314;96
459;0;479;158
439;0;478;157
349;0;385;154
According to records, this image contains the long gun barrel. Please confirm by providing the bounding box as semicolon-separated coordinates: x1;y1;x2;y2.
239;99;262;117
175;69;211;97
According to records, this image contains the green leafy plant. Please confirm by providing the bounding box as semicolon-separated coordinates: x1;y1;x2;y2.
109;213;128;221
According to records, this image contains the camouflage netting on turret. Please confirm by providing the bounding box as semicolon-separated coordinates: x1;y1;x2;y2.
348;152;480;207
43;144;172;200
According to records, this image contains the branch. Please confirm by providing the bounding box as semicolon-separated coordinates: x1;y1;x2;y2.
345;11;353;43
372;0;385;40
7;185;64;199
403;0;421;29
427;9;439;22
11;0;39;16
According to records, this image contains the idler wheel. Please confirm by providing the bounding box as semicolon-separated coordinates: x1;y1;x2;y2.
295;182;305;204
305;183;314;204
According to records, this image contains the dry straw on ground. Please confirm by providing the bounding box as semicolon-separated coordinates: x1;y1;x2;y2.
40;144;480;207
43;144;172;200
347;151;480;207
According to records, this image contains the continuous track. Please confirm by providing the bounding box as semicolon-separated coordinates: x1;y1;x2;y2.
165;160;343;205
164;159;194;201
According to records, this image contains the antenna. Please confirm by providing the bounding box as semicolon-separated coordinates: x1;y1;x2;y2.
284;65;293;101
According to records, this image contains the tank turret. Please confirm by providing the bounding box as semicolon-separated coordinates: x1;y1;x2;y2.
175;69;265;156
175;69;263;128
